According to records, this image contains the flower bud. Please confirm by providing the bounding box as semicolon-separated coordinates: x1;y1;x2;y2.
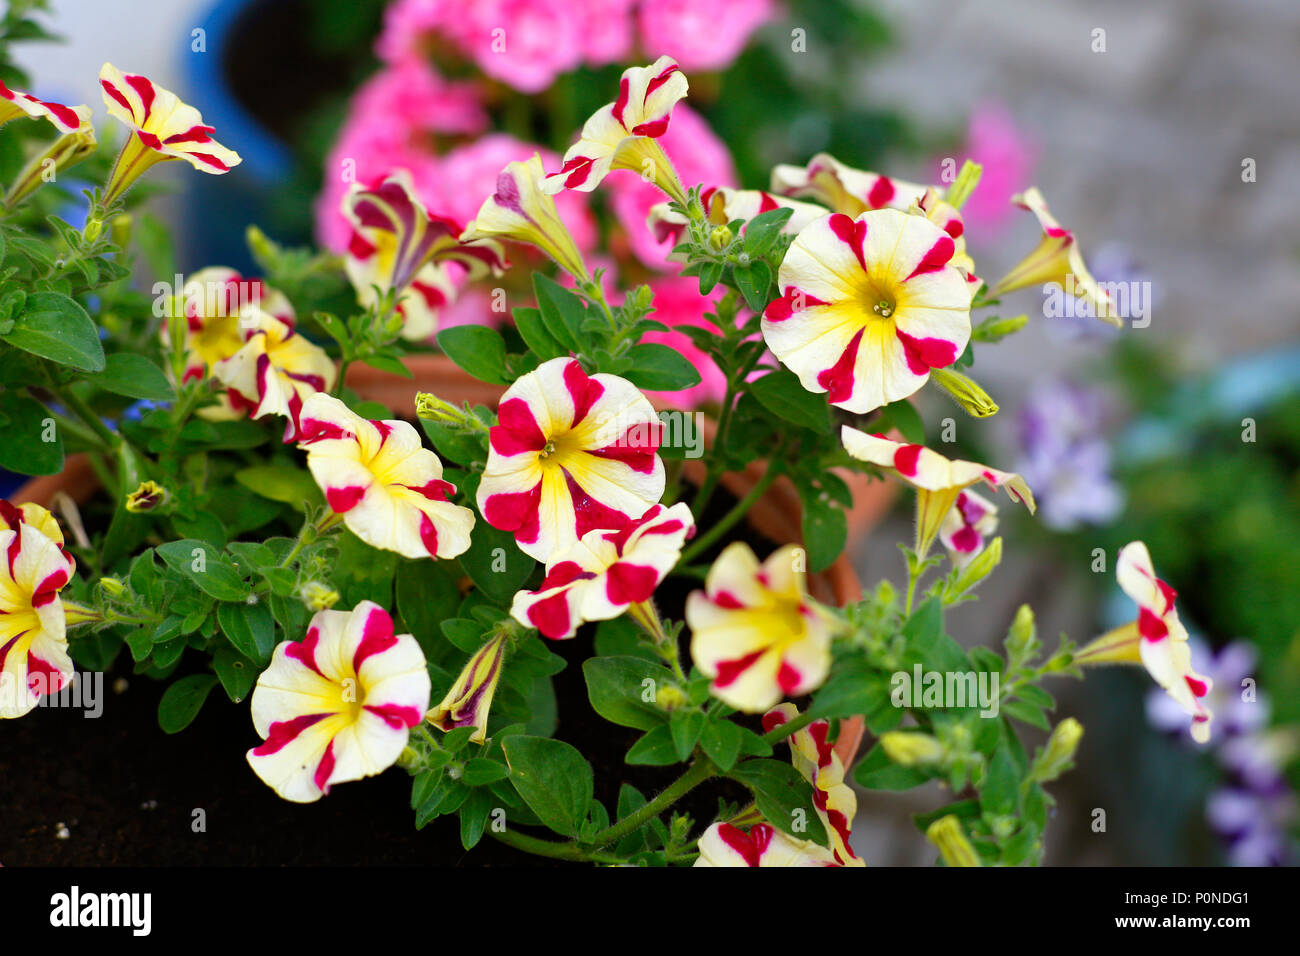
951;535;1003;593
708;224;732;250
879;731;944;766
930;367;999;418
125;480;168;513
655;684;688;712
99;576;127;598
926;814;981;867
971;313;1028;343
1004;604;1038;665
110;213;133;249
427;634;509;744
1033;717;1083;783
297;581;340;612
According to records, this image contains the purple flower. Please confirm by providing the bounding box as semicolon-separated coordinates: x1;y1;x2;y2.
1015;381;1123;530
1207;786;1295;866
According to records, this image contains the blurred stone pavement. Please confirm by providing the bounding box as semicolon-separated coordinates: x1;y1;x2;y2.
844;0;1300;865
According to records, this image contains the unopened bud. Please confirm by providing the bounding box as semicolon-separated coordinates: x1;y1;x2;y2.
110;213;133;249
879;731;944;766
930;367;998;418
951;536;1003;593
125;480;168;513
1004;604;1037;665
298;581;339;612
708;225;732;251
972;313;1028;343
99;576;127;598
655;685;688;711
926;814;981;867
1033;717;1083;783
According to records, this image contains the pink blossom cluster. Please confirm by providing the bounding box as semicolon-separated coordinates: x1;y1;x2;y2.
375;0;777;90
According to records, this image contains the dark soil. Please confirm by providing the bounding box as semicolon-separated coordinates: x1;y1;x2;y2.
3;484;778;865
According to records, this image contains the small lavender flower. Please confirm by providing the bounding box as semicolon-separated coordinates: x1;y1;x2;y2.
1207;785;1296;866
1015;381;1123;530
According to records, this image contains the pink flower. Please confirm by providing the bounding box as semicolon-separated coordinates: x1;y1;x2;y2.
459;0;585;93
606;103;737;268
581;0;637;65
352;59;487;138
637;0;776;72
638;276;729;408
375;0;463;63
941;103;1036;236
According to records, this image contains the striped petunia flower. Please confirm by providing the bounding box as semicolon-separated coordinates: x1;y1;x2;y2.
477;357;665;563
840;426;1034;557
509;502;694;639
211;311;337;441
687;542;840;713
771;153;928;217
991;187;1122;327
98;63;241;206
917;187;981;299
342;170;506;341
0;80;88;133
172;268;296;383
647;185;827;256
298;393;476;560
427;633;508;744
1076;542;1213;743
543;56;690;204
0;502;76;719
939;489;998;567
762;208;972;415
460;153;590;282
246;601;431;802
764;703;864;866
694;822;839;867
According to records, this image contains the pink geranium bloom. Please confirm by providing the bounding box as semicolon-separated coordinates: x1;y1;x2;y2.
375;0;463;62
459;0;585;93
580;0;637;65
639;275;729;409
606;103;737;268
637;0;776;72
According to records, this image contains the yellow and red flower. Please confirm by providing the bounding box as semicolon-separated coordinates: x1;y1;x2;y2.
477;358;665;563
1076;541;1213;743
694;822;839;867
990;187;1122;327
687;542;840;713
0;80;87;133
298;393;476;561
460;153;590;282
211;311;336;441
99;63;240;206
0;502;76;719
939;489;999;567
172;268;295;383
246;601;430;802
342;171;505;341
509;502;694;639
762;208;972;414
543;56;690;204
764;703;864;866
841;426;1034;557
771;153;928;217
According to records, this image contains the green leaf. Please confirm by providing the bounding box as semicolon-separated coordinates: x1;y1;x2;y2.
462;757;511;787
902;599;970;675
700;718;744;771
436;325;512;384
853;743;931;791
625;725;682;765
213;645;259;703
512;306;566;360
459;788;495;849
880;399;925;444
532;273;585;353
216;600;276;665
732;260;772;313
501;735;594;837
1001;698;1050;730
2;291;104;372
621;343;702;392
728;758;828;845
395;560;461;663
798;484;847;574
157;674;219;734
92;353;176;401
459;521;535;604
748;369;831;432
235;464;324;512
583;656;669;731
0;392;63;475
669;710;705;761
156;539;251;602
742;207;794;256
981;743;1021;817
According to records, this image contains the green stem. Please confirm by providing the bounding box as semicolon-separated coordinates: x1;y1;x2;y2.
53;386;118;450
587;758;717;848
490;828;623;864
680;464;781;565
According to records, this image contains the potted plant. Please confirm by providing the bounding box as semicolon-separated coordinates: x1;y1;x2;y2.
1;54;1212;867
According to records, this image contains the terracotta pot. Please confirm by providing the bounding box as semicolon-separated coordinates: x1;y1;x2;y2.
16;354;889;766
